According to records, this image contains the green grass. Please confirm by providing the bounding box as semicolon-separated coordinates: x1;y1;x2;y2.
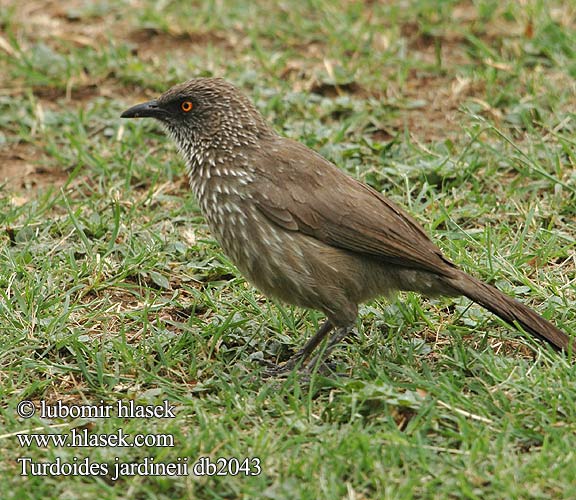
0;0;575;498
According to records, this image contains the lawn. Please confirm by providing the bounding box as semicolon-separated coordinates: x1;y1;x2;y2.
0;0;575;498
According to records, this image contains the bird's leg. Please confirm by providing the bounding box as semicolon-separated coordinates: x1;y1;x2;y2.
304;325;355;375
262;320;334;376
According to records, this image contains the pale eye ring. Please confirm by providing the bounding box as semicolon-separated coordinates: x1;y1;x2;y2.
181;101;193;112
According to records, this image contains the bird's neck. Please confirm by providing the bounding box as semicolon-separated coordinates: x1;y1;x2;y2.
177;141;256;207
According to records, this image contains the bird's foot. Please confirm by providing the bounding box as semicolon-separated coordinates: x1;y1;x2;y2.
258;323;354;379
259;357;301;378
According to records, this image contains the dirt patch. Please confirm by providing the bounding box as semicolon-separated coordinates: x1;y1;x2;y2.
397;71;485;140
127;27;232;60
31;83;100;102
401;22;471;67
0;143;68;194
3;0;118;51
309;80;371;98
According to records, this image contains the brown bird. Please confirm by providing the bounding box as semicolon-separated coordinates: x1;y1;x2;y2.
121;78;571;374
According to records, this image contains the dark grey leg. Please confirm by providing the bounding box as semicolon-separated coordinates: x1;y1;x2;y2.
263;320;334;377
304;325;355;375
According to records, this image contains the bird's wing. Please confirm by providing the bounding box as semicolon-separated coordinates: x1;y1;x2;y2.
250;138;455;277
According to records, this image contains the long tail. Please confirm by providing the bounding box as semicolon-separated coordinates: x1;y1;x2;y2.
444;270;571;351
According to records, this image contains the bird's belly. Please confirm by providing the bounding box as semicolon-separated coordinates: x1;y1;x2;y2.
211;217;323;307
206;213;404;324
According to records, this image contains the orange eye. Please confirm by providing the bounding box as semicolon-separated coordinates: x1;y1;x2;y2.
181;101;193;112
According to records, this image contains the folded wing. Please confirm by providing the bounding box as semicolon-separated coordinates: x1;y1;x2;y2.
250;139;456;277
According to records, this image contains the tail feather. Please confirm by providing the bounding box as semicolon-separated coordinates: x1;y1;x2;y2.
445;271;571;351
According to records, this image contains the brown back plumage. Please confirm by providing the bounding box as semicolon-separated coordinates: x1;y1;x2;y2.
249;138;457;277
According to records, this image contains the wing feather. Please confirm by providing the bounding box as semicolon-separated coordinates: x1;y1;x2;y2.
250;139;455;277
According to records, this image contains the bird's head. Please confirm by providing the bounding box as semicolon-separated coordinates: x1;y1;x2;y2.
121;78;273;151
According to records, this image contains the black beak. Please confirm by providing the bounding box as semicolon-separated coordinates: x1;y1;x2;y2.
121;99;164;119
